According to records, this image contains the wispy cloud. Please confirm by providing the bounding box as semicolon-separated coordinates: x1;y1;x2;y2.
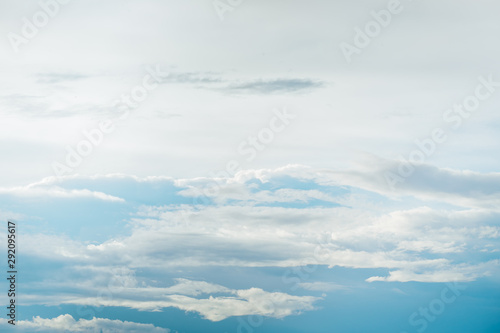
0;185;125;202
324;156;500;209
22;277;320;322
0;314;170;332
35;72;89;84
159;71;325;94
298;282;347;292
225;78;325;94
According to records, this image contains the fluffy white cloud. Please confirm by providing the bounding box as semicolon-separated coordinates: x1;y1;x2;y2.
62;286;319;322
0;163;496;329
12;167;499;285
19;276;319;322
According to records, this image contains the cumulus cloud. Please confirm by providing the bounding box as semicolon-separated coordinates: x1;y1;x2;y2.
19;273;319;322
1;162;498;327
62;286;319;322
17;204;499;288
10;167;499;285
19;276;318;322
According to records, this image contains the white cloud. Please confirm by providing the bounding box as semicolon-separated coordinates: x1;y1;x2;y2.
12;167;499;284
324;157;500;209
0;185;124;202
17;208;497;293
19;276;320;322
366;260;500;283
0;314;170;332
62;285;320;322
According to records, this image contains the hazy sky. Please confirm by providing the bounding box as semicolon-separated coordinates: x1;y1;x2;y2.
0;0;499;332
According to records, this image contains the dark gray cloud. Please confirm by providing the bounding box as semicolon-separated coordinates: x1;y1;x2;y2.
225;78;325;94
161;72;222;85
162;71;325;94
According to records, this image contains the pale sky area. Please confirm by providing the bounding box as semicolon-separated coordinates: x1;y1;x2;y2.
0;0;499;332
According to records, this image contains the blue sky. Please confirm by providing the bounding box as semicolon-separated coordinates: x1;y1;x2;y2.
0;0;500;332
